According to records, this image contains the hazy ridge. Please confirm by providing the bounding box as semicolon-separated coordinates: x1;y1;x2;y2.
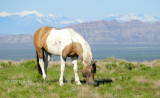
0;20;160;44
69;20;160;44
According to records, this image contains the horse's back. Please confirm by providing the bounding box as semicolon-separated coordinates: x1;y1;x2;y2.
33;26;53;49
48;28;85;44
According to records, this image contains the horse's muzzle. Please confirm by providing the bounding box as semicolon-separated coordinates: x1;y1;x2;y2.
86;81;94;85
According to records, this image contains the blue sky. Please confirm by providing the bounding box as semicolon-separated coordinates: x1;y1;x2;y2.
0;0;159;20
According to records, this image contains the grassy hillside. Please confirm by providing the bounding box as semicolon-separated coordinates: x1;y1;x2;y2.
0;58;160;98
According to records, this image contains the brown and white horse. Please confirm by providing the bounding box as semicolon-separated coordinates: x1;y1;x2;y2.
33;26;96;86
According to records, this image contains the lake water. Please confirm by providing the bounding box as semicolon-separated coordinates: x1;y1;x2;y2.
0;44;160;62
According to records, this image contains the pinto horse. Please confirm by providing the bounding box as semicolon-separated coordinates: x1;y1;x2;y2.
33;26;96;85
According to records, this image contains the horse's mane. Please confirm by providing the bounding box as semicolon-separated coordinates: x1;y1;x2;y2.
83;42;92;65
69;29;92;65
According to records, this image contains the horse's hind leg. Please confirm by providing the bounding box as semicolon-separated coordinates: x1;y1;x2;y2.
36;48;47;80
44;51;52;74
71;56;81;85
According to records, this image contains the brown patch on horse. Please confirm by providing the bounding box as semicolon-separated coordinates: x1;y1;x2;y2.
62;42;83;61
33;26;53;58
33;26;53;75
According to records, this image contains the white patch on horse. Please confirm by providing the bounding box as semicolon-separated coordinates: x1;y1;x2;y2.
46;28;72;56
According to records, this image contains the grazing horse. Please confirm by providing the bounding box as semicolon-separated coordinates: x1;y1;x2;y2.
33;26;96;85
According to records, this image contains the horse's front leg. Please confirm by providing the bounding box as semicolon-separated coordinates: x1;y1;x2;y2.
59;56;66;86
71;56;81;85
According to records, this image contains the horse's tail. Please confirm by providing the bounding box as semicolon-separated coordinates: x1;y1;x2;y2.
36;50;42;75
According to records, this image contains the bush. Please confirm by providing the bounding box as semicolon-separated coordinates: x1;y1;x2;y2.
117;74;131;81
106;63;117;70
119;62;135;70
0;62;9;68
140;64;151;70
20;60;37;69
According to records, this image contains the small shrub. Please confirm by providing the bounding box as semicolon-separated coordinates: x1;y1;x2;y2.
117;74;131;81
140;64;151;70
120;62;135;70
8;61;12;66
0;62;9;68
106;63;117;70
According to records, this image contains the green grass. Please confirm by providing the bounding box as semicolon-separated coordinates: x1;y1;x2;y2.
0;58;160;98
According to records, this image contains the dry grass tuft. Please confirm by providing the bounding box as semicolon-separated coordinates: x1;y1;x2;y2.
114;85;122;91
0;60;22;66
156;91;160;97
78;86;102;98
0;92;8;98
97;58;126;65
104;94;113;98
50;93;60;98
151;60;160;67
109;69;116;74
152;80;160;90
141;60;160;68
134;76;151;84
48;61;72;68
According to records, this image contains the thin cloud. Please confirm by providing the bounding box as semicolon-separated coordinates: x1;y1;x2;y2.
0;10;43;17
15;10;43;17
61;19;84;24
0;12;11;17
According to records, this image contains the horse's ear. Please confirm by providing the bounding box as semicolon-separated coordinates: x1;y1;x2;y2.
91;60;97;73
91;60;97;66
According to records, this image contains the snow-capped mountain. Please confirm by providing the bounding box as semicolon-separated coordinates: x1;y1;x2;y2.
105;13;160;22
0;10;84;35
1;11;160;44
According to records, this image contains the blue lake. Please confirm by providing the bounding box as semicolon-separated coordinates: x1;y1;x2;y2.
0;44;160;62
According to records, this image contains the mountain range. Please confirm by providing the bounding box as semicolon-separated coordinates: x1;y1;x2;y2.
0;34;32;44
0;11;160;44
69;20;160;44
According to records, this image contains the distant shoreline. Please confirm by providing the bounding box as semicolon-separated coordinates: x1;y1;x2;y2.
1;57;160;63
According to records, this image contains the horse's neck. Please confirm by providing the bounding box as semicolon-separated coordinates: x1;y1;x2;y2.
83;56;92;67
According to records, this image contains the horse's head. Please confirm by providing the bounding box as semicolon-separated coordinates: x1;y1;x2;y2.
82;60;97;85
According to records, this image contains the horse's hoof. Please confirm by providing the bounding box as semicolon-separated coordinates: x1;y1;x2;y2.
60;83;64;86
59;81;64;86
77;81;82;85
42;77;45;80
43;75;47;80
